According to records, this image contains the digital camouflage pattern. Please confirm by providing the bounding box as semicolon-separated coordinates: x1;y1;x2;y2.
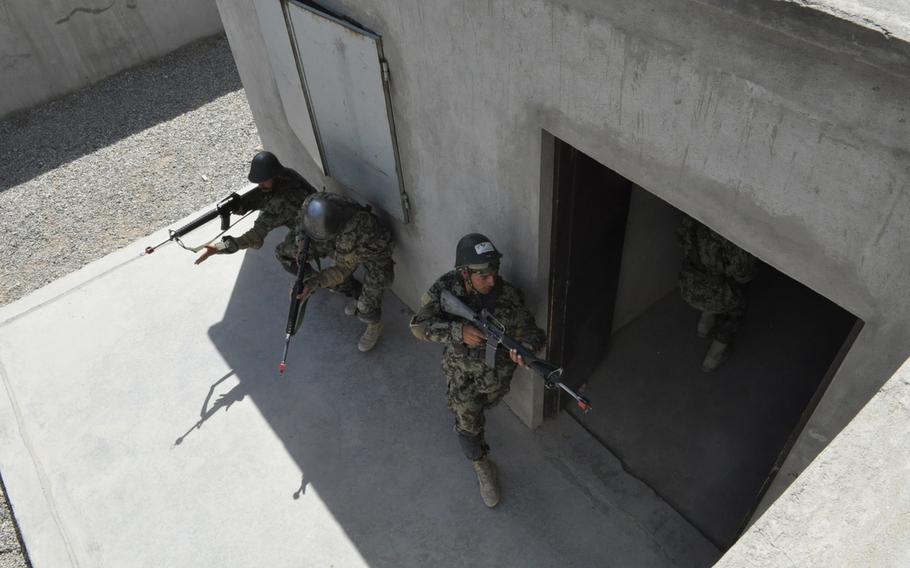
221;168;315;273
295;193;394;322
411;270;546;436
677;215;757;342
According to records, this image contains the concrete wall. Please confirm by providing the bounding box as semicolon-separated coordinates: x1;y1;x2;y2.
612;186;682;333
0;0;223;118
214;0;910;521
715;355;910;567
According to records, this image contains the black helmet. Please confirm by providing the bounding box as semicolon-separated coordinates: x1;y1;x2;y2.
300;193;354;241
248;151;283;183
455;233;501;273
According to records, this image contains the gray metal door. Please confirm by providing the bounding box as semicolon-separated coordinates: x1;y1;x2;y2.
284;1;409;222
253;0;325;174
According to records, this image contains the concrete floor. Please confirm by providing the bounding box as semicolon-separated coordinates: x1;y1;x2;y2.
0;214;719;567
569;266;856;548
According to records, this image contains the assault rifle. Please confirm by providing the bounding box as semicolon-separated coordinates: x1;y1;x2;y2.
278;237;312;375
439;290;592;413
143;185;262;254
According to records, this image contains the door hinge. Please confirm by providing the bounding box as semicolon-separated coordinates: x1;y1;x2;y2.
402;192;411;215
381;59;391;84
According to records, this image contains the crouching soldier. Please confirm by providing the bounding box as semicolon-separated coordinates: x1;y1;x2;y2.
409;234;546;507
195;151;315;271
296;193;394;352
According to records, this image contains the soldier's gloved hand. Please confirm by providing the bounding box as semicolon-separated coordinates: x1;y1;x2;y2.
462;324;487;347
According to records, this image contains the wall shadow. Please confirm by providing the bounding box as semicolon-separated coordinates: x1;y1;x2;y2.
0;34;241;192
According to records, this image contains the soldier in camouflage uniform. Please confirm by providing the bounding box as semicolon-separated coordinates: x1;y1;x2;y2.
410;234;546;507
677;215;758;371
296;192;394;352
195;151;315;271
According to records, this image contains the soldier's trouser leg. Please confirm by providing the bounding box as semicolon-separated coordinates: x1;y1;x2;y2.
456;428;488;461
713;308;744;344
446;369;510;460
355;258;394;324
274;232;300;275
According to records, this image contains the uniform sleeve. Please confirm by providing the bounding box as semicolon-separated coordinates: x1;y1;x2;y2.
409;281;463;344
507;293;547;353
303;264;353;289
232;198;294;250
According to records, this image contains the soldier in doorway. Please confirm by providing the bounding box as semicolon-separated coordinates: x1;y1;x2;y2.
409;234;546;507
194;151;316;271
677;215;758;371
295;192;394;352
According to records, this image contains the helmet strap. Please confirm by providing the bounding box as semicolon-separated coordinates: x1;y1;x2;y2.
459;268;476;295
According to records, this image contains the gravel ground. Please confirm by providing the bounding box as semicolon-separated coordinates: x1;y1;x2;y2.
0;33;261;566
0;33;261;307
0;481;27;568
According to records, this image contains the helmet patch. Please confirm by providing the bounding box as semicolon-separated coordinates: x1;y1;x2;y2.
474;242;496;255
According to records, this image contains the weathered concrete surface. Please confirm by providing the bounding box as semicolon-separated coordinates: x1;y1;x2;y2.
0;212;719;567
715;356;910;567
0;0;222;118
216;0;910;516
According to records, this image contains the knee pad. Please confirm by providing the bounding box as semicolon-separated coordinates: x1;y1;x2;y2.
456;429;488;461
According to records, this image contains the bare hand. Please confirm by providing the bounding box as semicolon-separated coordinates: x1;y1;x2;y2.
462;324;487;347
509;349;529;368
295;286;314;302
195;245;219;265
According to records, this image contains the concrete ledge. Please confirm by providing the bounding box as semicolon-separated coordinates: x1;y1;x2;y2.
717;356;910;566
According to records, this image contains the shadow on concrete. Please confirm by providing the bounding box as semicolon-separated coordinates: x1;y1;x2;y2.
178;232;720;567
569;263;857;549
0;34;241;192
173;371;244;447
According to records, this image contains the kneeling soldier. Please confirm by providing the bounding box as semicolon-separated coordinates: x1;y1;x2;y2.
410;233;545;507
296;193;394;352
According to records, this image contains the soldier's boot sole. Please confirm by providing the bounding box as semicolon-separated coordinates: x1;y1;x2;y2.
473;457;500;508
358;322;383;352
702;339;729;372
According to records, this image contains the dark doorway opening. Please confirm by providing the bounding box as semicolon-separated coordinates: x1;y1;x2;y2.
547;138;861;550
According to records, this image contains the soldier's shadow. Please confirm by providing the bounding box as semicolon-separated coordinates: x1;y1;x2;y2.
173;371;245;447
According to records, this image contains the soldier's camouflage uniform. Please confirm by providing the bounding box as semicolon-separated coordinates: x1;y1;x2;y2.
677;215;757;342
221;168;315;272
411;271;546;437
295;193;394;322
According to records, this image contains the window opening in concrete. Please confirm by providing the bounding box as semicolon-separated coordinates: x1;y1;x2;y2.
546;138;861;550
